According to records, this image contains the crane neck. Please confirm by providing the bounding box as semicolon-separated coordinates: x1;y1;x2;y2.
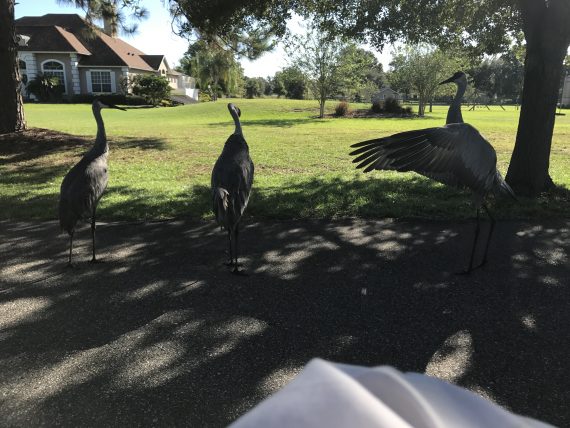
230;109;242;136
92;105;108;154
446;80;466;124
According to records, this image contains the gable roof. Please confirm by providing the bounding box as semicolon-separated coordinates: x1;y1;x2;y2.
140;55;165;70
15;14;157;71
16;24;91;55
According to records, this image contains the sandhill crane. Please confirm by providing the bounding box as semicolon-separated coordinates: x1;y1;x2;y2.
350;75;515;274
441;71;468;124
59;99;125;265
211;103;254;274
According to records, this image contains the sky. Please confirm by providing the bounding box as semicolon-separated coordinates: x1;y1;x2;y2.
15;0;394;77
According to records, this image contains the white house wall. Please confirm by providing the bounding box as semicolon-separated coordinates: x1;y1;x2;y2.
79;67;122;94
17;52;38;83
34;52;74;94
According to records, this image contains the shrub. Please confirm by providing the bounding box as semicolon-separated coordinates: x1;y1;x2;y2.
199;92;211;102
335;101;350;117
384;97;401;114
26;74;64;102
370;97;412;115
131;74;171;106
371;99;383;113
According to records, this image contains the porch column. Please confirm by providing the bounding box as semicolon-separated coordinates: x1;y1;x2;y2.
69;53;81;95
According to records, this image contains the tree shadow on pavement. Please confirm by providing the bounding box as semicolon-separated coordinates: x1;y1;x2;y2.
0;215;568;426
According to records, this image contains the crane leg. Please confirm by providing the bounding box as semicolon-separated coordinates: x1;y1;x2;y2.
457;208;480;275
224;230;234;266
90;208;100;263
232;227;247;275
67;231;74;267
476;203;496;268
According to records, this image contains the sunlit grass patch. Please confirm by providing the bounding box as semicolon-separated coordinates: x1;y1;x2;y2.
0;100;568;221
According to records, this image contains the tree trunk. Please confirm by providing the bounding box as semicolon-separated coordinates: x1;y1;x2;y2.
505;0;570;196
418;96;425;116
319;96;325;118
0;0;26;134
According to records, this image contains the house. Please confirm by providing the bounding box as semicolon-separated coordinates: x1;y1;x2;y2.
562;74;570;107
372;87;402;104
15;14;198;102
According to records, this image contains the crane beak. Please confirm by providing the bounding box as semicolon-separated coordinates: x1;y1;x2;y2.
108;104;127;111
439;76;455;85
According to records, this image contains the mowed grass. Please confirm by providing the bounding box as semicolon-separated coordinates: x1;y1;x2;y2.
0;99;569;221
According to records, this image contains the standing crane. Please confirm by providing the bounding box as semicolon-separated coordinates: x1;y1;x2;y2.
441;71;468;124
59;99;125;266
211;103;254;274
350;73;515;274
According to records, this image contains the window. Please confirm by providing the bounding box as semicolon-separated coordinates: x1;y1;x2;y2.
42;60;66;92
91;70;112;93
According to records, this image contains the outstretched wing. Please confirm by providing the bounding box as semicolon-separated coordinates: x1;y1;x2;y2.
350;123;497;194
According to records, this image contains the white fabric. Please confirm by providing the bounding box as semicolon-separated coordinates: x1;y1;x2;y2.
230;359;554;428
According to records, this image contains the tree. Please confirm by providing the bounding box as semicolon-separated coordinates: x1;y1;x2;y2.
0;0;25;133
468;51;524;103
170;0;570;196
244;76;266;98
179;40;244;98
389;45;464;116
280;66;306;99
131;74;171;105
271;71;287;97
287;24;345;118
336;44;384;102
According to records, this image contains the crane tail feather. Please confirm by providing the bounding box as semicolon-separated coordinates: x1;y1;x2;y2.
213;187;230;225
495;173;518;202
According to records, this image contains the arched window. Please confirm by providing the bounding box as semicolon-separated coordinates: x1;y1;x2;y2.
18;60;28;84
41;60;66;93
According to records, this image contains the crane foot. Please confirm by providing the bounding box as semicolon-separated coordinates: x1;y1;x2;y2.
89;258;104;264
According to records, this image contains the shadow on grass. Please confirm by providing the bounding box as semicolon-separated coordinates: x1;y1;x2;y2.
1;171;566;221
0;212;568;426
0;128;168;165
208;118;314;128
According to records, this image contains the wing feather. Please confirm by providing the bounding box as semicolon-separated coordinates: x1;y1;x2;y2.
350;123;498;192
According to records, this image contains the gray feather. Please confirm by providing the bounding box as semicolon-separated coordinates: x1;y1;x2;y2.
350;123;503;203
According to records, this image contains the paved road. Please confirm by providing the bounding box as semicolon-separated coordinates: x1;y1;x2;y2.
0;218;568;427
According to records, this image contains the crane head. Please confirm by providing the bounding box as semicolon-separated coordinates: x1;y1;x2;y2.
228;103;241;118
439;71;467;86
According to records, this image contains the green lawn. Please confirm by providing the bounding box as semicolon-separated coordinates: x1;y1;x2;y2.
1;99;569;221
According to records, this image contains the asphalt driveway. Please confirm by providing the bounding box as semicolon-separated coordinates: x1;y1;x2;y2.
0;218;568;427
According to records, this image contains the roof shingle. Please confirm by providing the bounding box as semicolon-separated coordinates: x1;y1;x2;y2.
15;14;158;71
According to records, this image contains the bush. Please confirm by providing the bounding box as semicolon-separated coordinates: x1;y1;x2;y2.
335;101;350;117
199;92;211;102
26;74;64;102
371;99;382;113
131;74;171;106
370;97;412;115
384;97;401;114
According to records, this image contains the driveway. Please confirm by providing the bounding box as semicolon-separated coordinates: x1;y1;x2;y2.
0;218;568;427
